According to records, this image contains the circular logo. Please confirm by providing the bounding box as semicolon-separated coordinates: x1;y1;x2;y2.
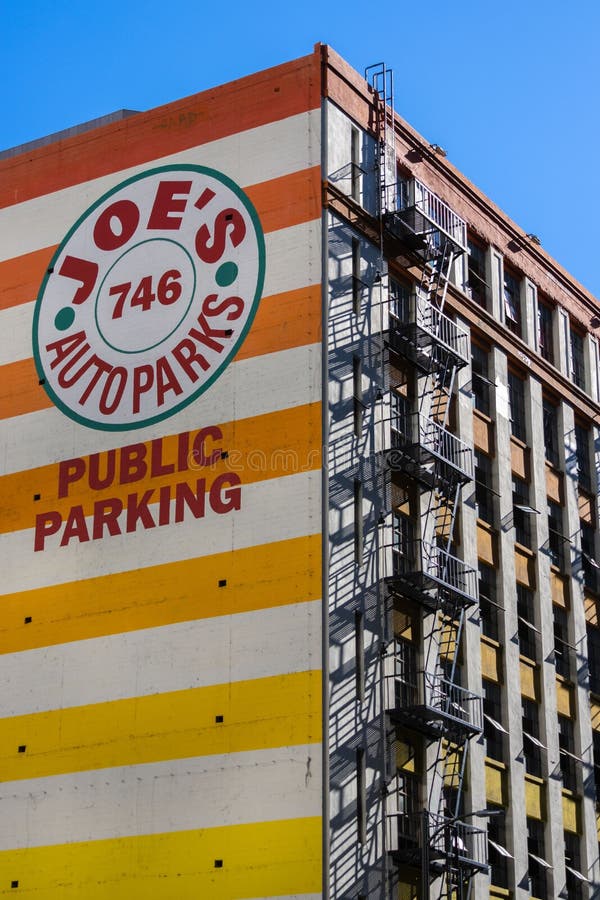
33;165;265;431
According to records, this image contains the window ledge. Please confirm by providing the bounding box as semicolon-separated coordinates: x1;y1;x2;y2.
518;653;538;669
489;887;511;899
509;434;528;451
524;772;545;787
477;518;497;535
473;407;494;426
514;541;535;558
485;756;507;772
481;634;501;650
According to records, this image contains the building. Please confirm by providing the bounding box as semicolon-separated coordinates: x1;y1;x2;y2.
0;43;599;900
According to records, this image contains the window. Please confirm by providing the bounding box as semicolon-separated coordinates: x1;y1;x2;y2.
483;679;504;761
527;818;548;899
508;371;526;441
548;500;565;569
396;765;420;849
564;831;585;900
537;299;554;364
353;356;363;437
471;342;491;415
479;562;500;641
487;806;509;889
503;268;522;337
570;326;585;389
581;521;598;593
558;715;578;792
467;238;487;307
475;451;494;526
593;731;600;805
574;422;592;492
517;585;538;662
542;398;559;467
553;605;571;679
588;624;600;695
393;513;414;576
513;476;532;547
389;277;411;324
522;698;543;777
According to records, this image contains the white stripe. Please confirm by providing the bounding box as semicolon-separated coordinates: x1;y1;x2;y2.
0;341;321;474
0;109;321;262
0;744;322;850
1;469;321;593
0;600;321;717
0;218;321;365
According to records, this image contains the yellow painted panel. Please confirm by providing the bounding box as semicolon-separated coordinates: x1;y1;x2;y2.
396;741;417;774
579;493;593;525
545;465;563;504
1;403;322;536
472;412;493;454
510;439;528;479
514;546;535;588
556;680;573;717
585;596;599;626
0;533;321;655
397;867;419;900
551;571;569;607
525;777;544;819
393;609;414;643
563;794;580;833
485;761;505;805
0;817;321;899
0;670;321;782
477;523;496;565
520;660;538;700
591;700;600;730
481;639;501;681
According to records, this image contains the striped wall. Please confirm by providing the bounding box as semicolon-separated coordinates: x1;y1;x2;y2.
0;49;323;898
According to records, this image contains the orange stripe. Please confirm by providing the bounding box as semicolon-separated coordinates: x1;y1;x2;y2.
1;402;321;535
0;534;321;654
0;283;320;420
0;51;321;208
0;247;55;311
0;166;321;312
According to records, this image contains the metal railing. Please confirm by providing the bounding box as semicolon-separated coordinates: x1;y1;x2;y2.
414;294;470;363
390;413;474;481
389;663;482;733
385;178;467;251
428;812;488;868
392;540;478;603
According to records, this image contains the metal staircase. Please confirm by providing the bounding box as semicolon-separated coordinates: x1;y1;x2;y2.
366;64;485;900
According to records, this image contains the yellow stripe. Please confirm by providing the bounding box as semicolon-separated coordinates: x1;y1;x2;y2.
0;817;321;899
0;534;321;654
0;670;321;781
1;402;321;535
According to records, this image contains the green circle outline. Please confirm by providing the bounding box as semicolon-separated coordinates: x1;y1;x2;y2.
32;164;266;432
94;238;197;354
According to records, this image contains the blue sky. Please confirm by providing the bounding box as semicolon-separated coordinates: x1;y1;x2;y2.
2;0;599;298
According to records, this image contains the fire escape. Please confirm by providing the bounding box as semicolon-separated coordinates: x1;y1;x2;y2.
366;64;486;899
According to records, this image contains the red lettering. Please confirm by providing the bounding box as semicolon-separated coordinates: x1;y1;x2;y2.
147;180;192;230
132;365;154;415
158;485;171;525
156;356;184;407
56;344;93;388
188;312;229;354
119;444;147;485
174;479;206;523
46;331;87;370
177;431;191;472
202;293;244;321
99;367;127;415
151;438;175;477
172;337;209;382
192;426;223;467
92;497;123;539
89;450;116;492
210;472;241;514
78;355;112;406
60;505;90;546
58;458;86;498
94;200;139;251
57;256;98;305
126;490;156;532
34;511;62;551
195;208;246;264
